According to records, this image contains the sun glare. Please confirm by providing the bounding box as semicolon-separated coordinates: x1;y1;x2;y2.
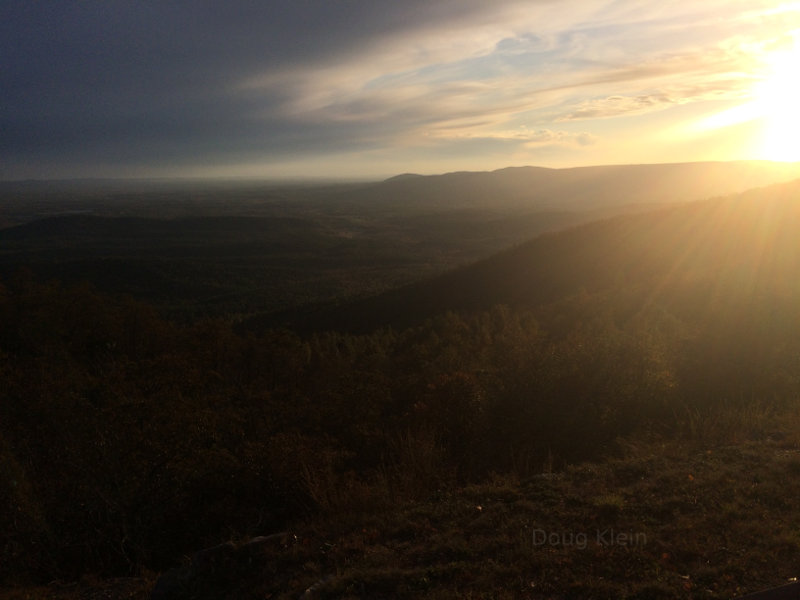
755;38;800;161
691;32;800;162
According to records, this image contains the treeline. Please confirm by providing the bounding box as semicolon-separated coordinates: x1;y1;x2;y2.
1;272;799;583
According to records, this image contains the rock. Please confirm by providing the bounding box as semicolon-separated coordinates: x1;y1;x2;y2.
150;534;287;600
190;541;236;573
301;574;334;599
733;581;800;600
150;565;192;600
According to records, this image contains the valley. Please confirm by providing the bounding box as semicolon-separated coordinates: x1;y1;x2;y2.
2;162;800;599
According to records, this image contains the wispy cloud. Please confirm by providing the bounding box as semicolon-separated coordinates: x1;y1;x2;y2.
241;7;772;129
3;0;800;178
427;127;598;147
556;79;755;122
558;94;675;121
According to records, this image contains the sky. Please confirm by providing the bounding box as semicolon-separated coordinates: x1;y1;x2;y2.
3;1;800;180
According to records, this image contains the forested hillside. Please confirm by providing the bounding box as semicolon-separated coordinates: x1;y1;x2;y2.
3;179;800;598
0;211;586;319
281;179;800;333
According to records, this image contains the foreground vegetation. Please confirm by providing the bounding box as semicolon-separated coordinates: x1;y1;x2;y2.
2;268;800;598
2;181;800;597
4;434;800;598
160;438;800;599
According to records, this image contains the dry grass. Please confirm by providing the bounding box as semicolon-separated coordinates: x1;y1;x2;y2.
7;407;800;599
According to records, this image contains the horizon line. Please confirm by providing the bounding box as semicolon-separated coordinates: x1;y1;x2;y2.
2;158;800;186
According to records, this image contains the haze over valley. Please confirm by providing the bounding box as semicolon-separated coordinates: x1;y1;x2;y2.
3;160;800;321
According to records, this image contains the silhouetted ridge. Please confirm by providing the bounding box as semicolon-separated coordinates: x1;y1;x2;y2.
382;173;424;183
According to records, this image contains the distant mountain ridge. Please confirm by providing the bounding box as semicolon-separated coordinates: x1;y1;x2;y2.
356;161;800;210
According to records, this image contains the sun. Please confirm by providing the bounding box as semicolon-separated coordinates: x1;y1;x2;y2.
754;37;800;161
690;33;800;162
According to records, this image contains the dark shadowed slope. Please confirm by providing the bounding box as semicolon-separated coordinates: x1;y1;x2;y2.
278;178;800;332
